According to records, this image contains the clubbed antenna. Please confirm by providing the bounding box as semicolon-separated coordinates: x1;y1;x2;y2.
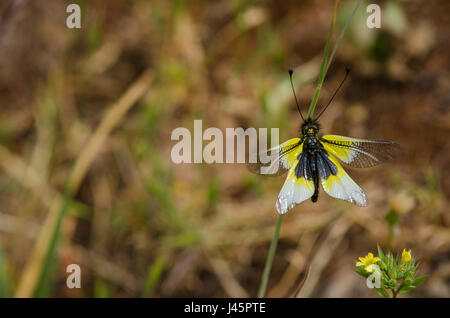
315;66;350;120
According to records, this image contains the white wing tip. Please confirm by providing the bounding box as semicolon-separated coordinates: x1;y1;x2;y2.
276;196;293;214
351;190;368;207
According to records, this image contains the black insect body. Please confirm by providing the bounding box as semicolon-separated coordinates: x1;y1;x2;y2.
249;68;402;214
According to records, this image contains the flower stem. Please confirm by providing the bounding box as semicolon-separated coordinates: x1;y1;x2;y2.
392;282;404;298
257;214;284;298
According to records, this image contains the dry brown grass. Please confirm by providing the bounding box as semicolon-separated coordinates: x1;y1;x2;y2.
0;0;448;297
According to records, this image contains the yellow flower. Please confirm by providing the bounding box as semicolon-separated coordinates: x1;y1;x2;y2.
402;249;412;263
356;252;381;273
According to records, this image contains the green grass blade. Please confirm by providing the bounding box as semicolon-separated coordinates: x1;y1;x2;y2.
33;191;72;297
377;244;385;261
307;0;363;119
325;0;363;73
307;0;339;119
143;256;166;297
0;244;12;297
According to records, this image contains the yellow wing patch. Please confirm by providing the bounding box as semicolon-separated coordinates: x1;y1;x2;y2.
321;136;355;163
247;137;302;176
279;138;303;169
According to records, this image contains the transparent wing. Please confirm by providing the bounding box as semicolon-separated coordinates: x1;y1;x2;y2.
320;135;403;168
247;137;303;176
318;149;368;206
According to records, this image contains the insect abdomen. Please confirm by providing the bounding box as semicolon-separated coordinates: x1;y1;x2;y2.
310;154;319;203
295;141;321;203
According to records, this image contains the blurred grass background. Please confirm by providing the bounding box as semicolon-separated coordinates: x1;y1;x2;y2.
0;0;448;297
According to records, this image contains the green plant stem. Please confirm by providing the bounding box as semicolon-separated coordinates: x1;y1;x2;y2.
257;214;284;298
306;0;363;119
325;0;363;74
257;0;362;299
392;282;404;298
306;0;339;119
